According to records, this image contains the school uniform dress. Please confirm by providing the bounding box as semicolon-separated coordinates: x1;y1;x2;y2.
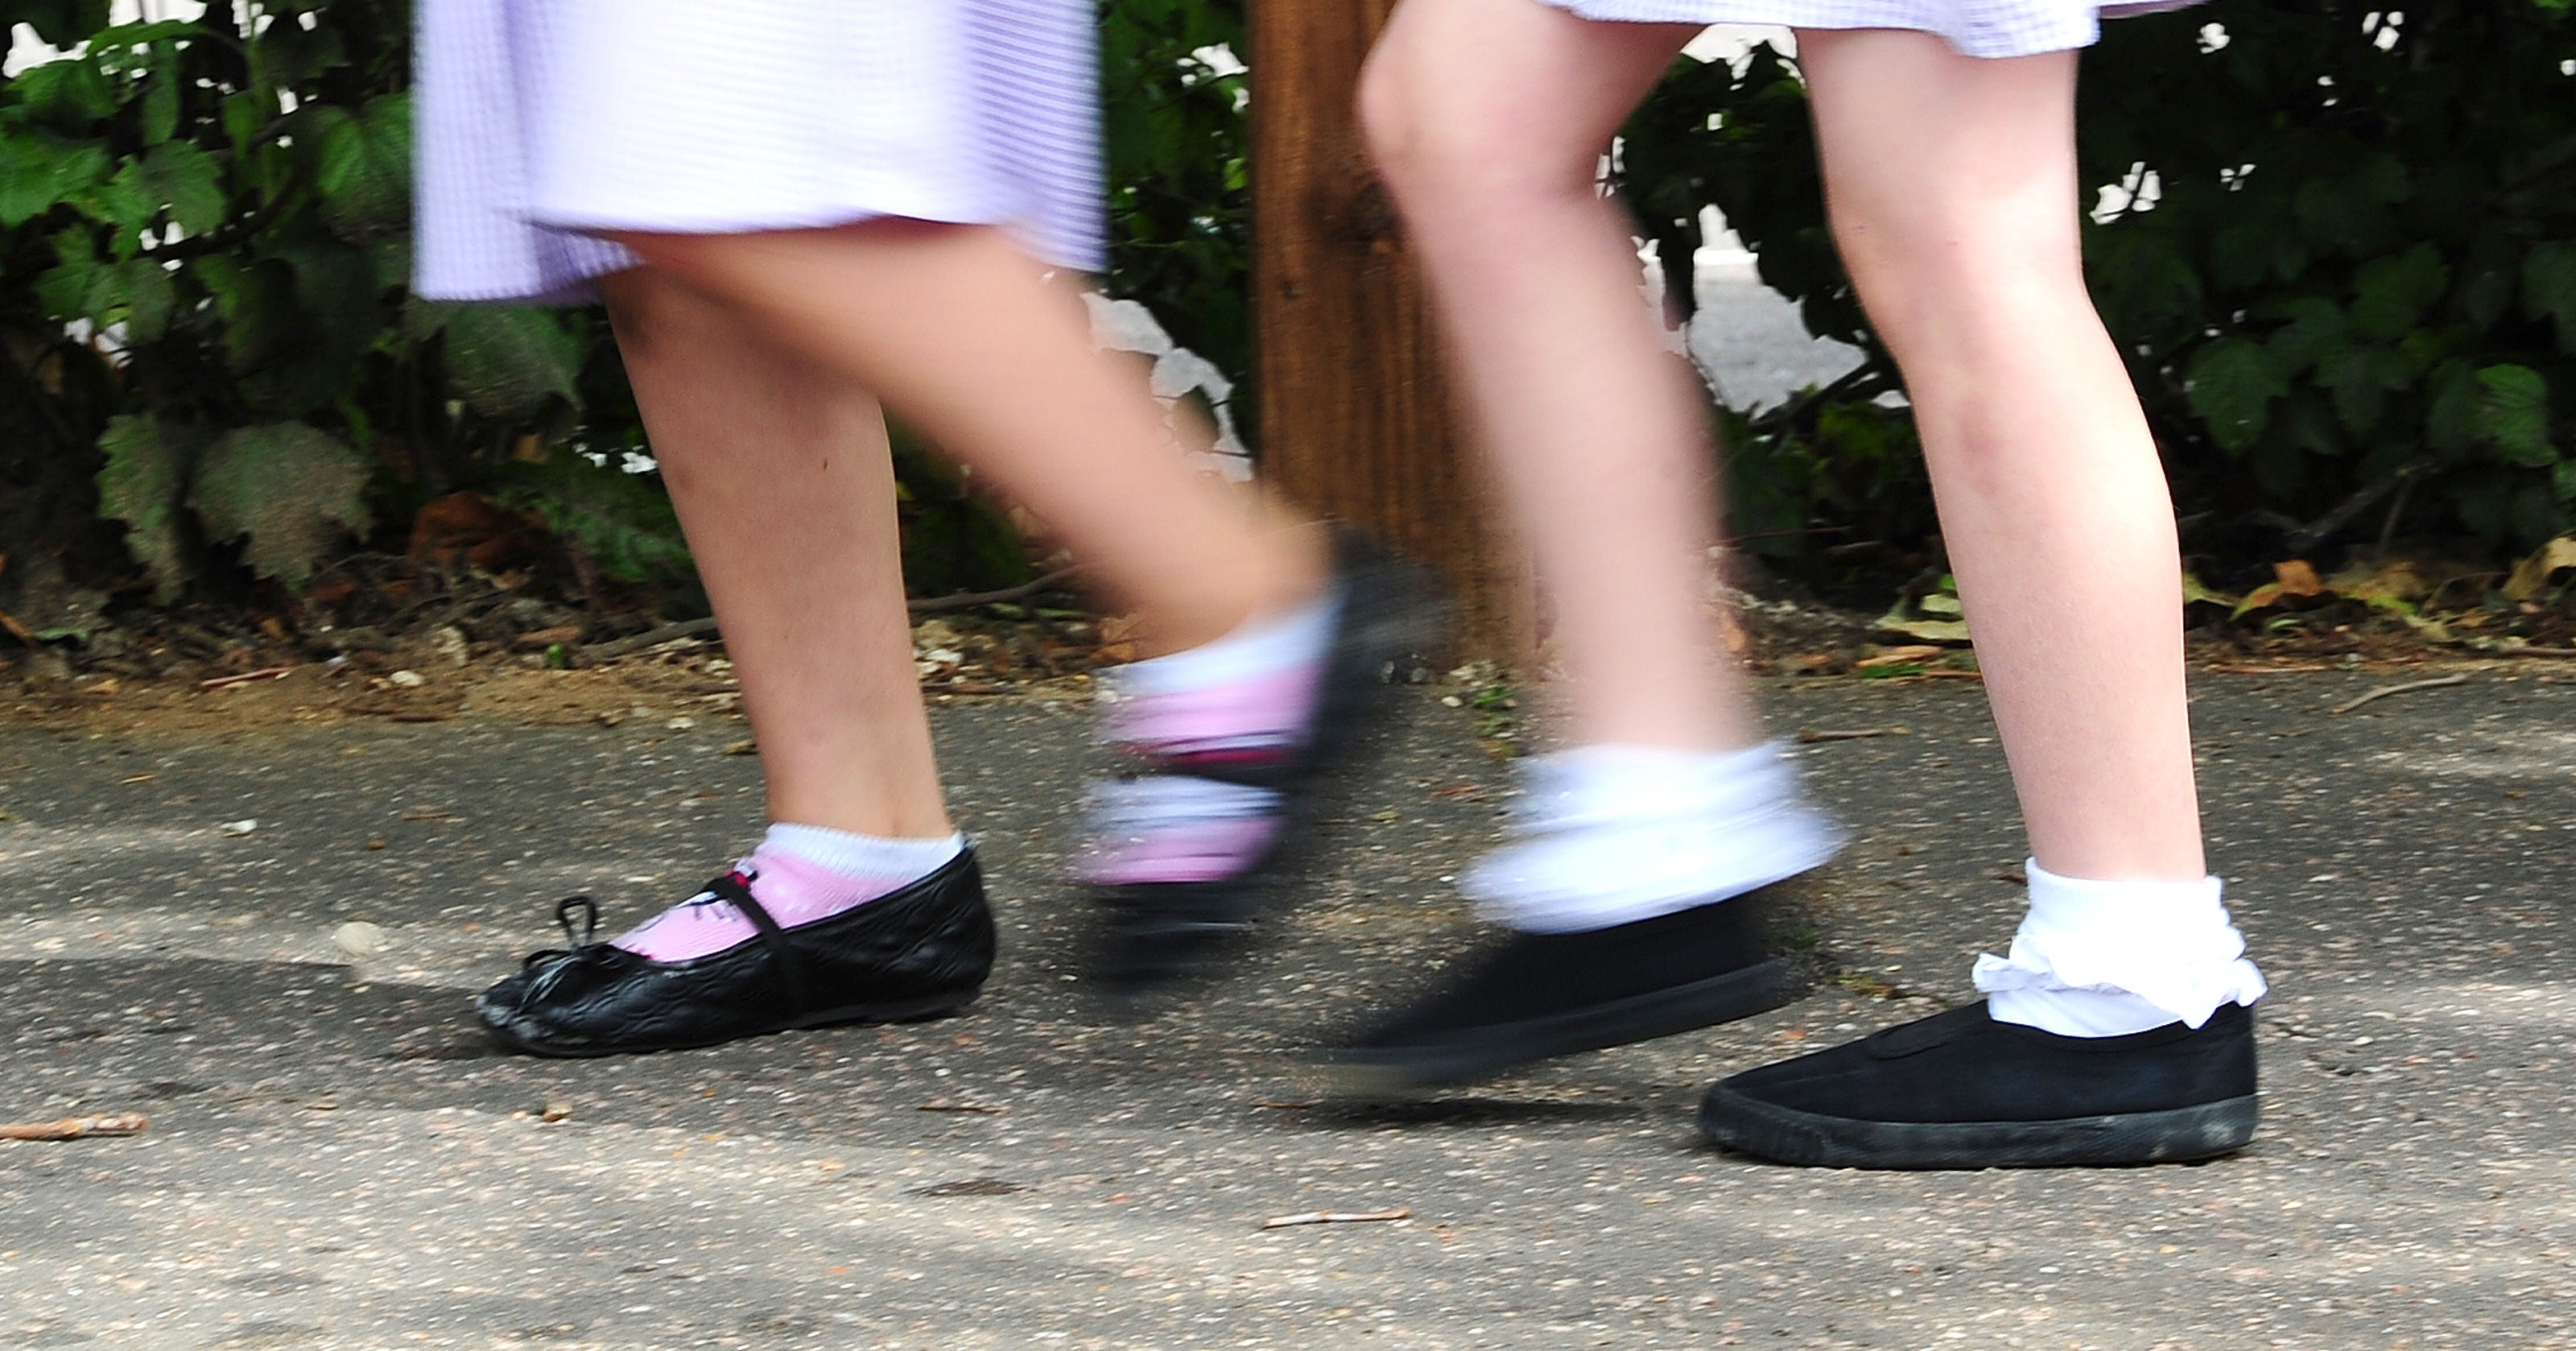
412;0;1104;304
1540;0;2202;59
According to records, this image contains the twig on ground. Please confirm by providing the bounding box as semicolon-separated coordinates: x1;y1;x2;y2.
196;667;295;690
905;565;1085;615
1;1113;147;1141
576;565;1088;662
2330;673;2471;716
0;609;34;645
1261;1207;1412;1230
580;618;721;660
1796;725;1910;743
916;1101;1007;1115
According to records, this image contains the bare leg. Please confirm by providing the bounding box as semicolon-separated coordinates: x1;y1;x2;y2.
610;223;1327;655
599;269;950;841
1798;30;2203;882
1360;0;1756;752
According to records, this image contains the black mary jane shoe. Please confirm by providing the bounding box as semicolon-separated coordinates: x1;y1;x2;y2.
1699;999;2260;1170
1087;528;1439;999
477;849;996;1058
1316;884;1804;1097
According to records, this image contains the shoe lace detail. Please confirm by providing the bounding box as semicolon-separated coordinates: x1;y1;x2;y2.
555;894;601;948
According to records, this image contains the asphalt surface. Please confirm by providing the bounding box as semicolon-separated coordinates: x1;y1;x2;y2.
2;669;2574;1349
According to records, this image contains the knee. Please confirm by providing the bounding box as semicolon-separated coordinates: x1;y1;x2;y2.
1356;47;1591;217
1830;209;2088;366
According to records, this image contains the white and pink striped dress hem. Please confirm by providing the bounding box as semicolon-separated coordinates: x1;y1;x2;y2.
1541;0;2204;59
413;0;1104;305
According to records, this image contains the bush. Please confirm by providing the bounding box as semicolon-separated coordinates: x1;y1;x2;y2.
0;0;1254;613
1621;0;2576;574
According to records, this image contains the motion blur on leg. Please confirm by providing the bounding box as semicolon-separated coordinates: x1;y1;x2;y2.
418;0;1419;1055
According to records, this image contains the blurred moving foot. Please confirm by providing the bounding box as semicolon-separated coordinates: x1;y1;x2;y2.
1082;527;1435;999
1321;741;1838;1093
477;848;993;1057
1317;879;1805;1095
1698;999;2259;1169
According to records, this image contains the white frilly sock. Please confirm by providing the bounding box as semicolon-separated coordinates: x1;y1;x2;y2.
1463;742;1842;934
1974;858;2267;1037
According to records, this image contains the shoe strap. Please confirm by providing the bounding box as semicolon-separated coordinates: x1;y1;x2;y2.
708;872;811;1015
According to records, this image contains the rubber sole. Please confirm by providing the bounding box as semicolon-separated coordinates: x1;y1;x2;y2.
1319;956;1802;1097
1698;1087;2260;1169
479;989;980;1060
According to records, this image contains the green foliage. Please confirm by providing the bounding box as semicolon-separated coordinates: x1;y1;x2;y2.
1099;0;1251;425
93;413;193;599
1621;1;2576;565
189;421;374;589
2;0;1257;613
488;451;698;594
0;0;544;597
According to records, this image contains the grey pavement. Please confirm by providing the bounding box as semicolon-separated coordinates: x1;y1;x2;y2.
2;671;2574;1349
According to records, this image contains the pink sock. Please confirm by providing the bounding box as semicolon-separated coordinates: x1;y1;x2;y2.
1086;589;1338;885
1100;588;1339;764
613;826;964;963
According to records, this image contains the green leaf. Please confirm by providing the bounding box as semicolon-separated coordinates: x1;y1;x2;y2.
436;305;582;421
2264;298;2347;374
2426;359;2484;456
2315;343;2413;435
2350;244;2450;341
2524;242;2576;355
97;256;175;341
139;52;181;146
133;139;227;237
32;228;104;321
0;133;112;229
6;0;111;46
187;423;374;590
316;93;411;242
93;415;196;601
2186;337;2289;452
12;54;118;123
2477;364;2557;468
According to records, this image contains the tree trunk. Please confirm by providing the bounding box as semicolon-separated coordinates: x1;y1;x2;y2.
1248;0;1524;660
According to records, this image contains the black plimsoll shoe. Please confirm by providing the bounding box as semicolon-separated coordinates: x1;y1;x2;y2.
477;849;995;1057
1316;884;1805;1096
1086;528;1438;998
1699;998;2259;1169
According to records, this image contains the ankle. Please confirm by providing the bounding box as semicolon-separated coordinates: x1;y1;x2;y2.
1972;860;2265;1037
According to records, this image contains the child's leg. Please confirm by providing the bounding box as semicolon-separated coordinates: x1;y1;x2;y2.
599;270;949;841
611;222;1422;996
478;270;989;1056
1358;0;1757;754
609;222;1328;655
1324;0;1840;1091
1699;31;2262;1169
1798;30;2201;883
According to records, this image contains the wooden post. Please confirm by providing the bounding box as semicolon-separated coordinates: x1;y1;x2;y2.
1249;0;1521;659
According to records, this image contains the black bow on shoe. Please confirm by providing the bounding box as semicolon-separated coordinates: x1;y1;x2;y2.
514;892;641;1005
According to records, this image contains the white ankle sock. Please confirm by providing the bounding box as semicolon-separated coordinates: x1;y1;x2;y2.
1464;742;1842;933
1974;858;2267;1038
762;822;964;880
1102;587;1340;698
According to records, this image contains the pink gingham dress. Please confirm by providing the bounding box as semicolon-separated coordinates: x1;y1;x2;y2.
413;1;1103;304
